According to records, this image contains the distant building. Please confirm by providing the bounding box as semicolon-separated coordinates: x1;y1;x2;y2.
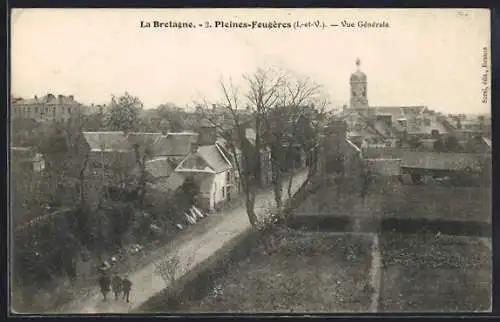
340;59;455;144
11;94;83;123
81;103;107;116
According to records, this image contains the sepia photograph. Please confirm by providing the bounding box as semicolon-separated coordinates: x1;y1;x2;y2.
10;8;492;314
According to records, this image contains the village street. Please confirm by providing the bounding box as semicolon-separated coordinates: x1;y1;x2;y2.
57;170;308;314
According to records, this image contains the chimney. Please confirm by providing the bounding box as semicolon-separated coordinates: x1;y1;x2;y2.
58;94;64;101
69;95;74;100
34;95;38;100
47;93;55;100
212;104;216;111
197;126;217;146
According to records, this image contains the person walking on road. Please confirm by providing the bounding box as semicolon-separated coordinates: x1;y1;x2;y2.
111;274;123;301
122;275;133;303
98;273;111;301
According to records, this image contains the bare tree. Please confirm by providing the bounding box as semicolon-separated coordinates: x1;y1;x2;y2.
155;250;196;299
244;68;286;209
248;68;327;209
196;78;260;226
131;142;155;208
196;67;329;224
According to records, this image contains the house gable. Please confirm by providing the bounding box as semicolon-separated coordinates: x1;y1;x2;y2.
176;153;215;173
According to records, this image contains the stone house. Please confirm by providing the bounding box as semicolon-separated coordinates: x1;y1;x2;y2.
175;143;233;211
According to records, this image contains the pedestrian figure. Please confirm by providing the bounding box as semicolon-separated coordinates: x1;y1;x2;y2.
111;274;123;301
98;273;111;301
122;275;132;303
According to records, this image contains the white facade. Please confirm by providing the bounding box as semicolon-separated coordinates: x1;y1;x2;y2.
210;170;232;210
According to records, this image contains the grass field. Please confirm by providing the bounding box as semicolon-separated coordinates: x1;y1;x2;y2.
293;179;491;223
379;233;491;312
141;178;491;313
175;231;374;313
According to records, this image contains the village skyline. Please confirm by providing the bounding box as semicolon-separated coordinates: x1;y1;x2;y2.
11;8;490;115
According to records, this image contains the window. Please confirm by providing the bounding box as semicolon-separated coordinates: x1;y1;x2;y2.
226;171;231;182
424;118;431;126
222;186;225;198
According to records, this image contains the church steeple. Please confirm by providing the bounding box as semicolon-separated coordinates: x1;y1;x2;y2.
350;58;368;110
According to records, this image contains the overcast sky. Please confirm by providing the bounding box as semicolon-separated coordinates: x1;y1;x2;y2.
11;8;490;114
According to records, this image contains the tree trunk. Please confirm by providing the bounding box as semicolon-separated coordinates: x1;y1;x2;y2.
270;145;283;209
245;192;258;226
287;170;295;199
254;117;262;188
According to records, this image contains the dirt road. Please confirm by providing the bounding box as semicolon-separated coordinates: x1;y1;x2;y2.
57;171;308;314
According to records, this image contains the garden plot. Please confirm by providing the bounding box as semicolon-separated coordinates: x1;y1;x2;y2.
175;231;375;313
379;233;491;312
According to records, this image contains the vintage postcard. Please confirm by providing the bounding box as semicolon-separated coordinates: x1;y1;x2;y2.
10;8;491;314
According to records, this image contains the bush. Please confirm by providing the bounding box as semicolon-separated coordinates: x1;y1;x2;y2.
13;209;81;287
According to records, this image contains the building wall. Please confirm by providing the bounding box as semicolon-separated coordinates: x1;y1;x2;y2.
362;147;402;159
12;94;82;123
365;159;402;176
211;170;231;209
400;151;488;171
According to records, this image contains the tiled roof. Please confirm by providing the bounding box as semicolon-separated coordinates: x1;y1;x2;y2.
127;133;163;149
198;144;232;173
373;106;406;120
216;138;242;156
82;131;132;152
177;144;232;174
148;172;185;193
406;116;449;135
152;132;198;157
145;157;174;179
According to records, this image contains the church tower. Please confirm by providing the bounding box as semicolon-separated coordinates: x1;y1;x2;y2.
349;58;368;110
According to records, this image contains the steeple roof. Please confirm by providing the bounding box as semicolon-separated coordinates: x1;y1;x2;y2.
350;58;367;82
